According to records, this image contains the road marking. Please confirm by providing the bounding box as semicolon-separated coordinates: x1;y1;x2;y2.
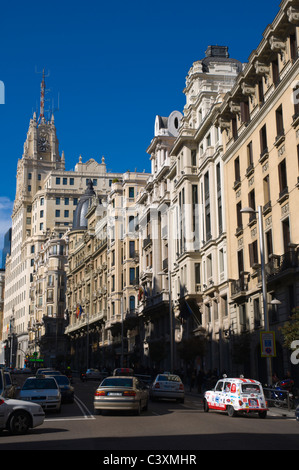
44;395;96;421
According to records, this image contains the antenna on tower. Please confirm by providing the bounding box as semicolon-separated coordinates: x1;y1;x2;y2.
35;67;50;123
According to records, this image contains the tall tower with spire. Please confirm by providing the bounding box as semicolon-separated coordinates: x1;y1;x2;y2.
4;72;65;364
2;72;122;367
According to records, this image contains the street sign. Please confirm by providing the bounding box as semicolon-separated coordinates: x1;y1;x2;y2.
260;331;276;357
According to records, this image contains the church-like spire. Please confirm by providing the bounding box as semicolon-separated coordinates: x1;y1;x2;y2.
39;69;46;122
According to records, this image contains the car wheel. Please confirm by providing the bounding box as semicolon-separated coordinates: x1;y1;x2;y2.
227;405;236;417
258;410;267;419
203;398;209;412
9;410;31;435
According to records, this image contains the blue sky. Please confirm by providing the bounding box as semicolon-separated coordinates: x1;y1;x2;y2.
0;0;279;262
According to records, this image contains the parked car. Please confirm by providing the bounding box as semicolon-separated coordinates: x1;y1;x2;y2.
0;395;45;434
94;375;149;415
19;376;61;412
150;373;184;403
0;368;16;399
36;369;62;377
203;376;268;418
48;374;74;403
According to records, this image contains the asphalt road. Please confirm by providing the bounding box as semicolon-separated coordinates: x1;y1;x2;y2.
1;375;299;455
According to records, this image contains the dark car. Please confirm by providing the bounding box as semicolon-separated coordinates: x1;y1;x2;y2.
48;374;74;403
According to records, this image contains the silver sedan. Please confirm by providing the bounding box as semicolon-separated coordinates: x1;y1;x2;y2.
94;376;149;415
0;395;45;434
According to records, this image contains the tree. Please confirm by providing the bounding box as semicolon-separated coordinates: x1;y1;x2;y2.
279;307;299;349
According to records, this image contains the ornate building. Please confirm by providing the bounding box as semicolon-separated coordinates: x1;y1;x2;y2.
216;0;299;382
2;74;122;368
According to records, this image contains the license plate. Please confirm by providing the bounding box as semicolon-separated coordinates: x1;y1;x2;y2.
108;392;122;396
248;399;258;407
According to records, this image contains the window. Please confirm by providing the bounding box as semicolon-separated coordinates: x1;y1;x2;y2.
263;175;271;207
56;197;60;205
265;229;273;262
254;298;261;328
129;267;135;284
247;141;253;167
195;263;201;284
236;201;242;231
215;381;224;392
278;159;288;196
249;240;258;267
129;241;135;258
55;210;60;217
240;99;250;123
282;218;291;253
248;189;256;222
234;156;240;183
129;296;135;312
191;149;197;166
63;177;67;185
40;210;44;218
28;173;32;180
260;124;268;156
129;187;134;198
65;197;69;205
70;178;74;185
64;210;69;218
275;105;284;138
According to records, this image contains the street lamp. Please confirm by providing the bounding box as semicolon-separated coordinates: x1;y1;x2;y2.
158;270;174;373
240;205;272;385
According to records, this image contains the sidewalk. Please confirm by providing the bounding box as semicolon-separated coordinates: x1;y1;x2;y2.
185;390;297;419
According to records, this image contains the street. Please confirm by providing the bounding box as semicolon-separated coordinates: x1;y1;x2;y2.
1;375;299;455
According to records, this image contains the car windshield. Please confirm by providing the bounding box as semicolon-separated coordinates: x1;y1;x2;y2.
101;378;133;387
157;375;181;382
22;379;58;390
241;383;261;393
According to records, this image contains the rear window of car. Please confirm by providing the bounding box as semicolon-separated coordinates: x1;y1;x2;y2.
157;375;181;382
22;379;58;390
241;383;261;393
101;378;133;387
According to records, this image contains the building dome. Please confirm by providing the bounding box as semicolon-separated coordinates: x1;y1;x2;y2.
72;179;96;230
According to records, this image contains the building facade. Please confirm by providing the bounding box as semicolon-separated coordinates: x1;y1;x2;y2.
216;0;299;383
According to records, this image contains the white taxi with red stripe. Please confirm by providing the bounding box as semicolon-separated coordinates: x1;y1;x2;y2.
203;376;268;418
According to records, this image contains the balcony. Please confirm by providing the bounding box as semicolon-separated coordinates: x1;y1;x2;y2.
266;250;299;282
231;273;249;301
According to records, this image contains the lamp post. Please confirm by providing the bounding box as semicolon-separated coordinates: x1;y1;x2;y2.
158;270;174;373
240;205;272;385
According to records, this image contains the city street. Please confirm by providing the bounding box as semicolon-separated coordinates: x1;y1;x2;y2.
0;375;299;454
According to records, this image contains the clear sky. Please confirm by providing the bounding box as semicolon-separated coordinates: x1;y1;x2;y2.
0;0;280;263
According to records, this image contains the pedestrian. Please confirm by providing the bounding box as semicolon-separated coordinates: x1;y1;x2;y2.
196;369;204;394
